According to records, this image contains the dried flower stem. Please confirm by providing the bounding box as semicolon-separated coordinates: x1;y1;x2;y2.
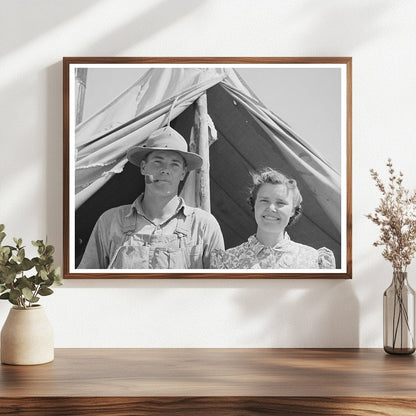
366;159;416;272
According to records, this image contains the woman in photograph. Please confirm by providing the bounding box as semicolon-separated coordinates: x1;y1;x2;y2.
211;167;335;269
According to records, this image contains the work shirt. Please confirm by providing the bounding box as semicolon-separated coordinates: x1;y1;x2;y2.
210;235;335;269
78;195;225;269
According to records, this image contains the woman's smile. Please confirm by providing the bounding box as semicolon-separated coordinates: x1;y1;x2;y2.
262;214;280;221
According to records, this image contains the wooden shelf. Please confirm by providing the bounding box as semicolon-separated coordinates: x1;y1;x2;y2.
1;348;415;415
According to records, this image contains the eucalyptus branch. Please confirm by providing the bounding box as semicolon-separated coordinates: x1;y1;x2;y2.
0;225;63;309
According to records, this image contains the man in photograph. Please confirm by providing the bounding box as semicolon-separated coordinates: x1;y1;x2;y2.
78;126;225;269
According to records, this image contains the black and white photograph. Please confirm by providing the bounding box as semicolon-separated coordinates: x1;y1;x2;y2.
63;58;352;279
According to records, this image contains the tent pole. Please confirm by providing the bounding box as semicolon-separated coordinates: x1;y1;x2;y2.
75;68;88;125
194;92;211;212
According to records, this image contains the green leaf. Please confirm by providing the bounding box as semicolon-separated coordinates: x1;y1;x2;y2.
8;263;20;275
0;254;8;266
45;245;55;256
34;274;43;285
0;291;18;306
21;257;34;271
17;276;35;291
0;246;10;255
49;267;62;283
40;256;54;266
38;287;54;296
9;288;21;301
39;269;48;281
3;245;16;252
0;270;17;285
17;248;25;263
8;297;18;306
22;287;34;301
0;247;13;265
43;276;55;287
0;231;60;303
53;267;63;285
12;238;23;249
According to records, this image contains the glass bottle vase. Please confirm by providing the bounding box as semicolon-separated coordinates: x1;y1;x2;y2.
383;271;415;355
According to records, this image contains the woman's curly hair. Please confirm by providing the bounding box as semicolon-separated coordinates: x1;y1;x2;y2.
247;167;303;228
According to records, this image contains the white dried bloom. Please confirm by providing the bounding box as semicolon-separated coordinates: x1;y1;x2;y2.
366;159;416;272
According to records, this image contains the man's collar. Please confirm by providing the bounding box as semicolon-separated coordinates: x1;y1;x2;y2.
126;194;192;217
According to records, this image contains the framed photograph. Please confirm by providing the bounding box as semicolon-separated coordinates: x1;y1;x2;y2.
63;57;352;279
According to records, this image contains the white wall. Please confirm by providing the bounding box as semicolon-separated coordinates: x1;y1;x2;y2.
1;0;415;348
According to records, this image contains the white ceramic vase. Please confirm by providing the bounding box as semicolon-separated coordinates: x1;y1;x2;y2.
1;305;54;365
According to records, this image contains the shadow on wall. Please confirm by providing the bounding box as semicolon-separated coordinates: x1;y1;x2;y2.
290;0;394;52
1;0;102;56
83;0;204;55
232;280;359;348
57;277;359;348
1;0;202;56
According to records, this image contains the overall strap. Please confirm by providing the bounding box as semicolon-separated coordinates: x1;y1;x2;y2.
174;209;194;239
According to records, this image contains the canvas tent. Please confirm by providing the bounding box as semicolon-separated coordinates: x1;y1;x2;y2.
74;68;341;267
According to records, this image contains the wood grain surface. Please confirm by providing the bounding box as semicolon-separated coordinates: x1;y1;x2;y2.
1;348;415;415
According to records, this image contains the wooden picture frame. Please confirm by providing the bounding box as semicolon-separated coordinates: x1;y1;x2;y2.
63;57;352;279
